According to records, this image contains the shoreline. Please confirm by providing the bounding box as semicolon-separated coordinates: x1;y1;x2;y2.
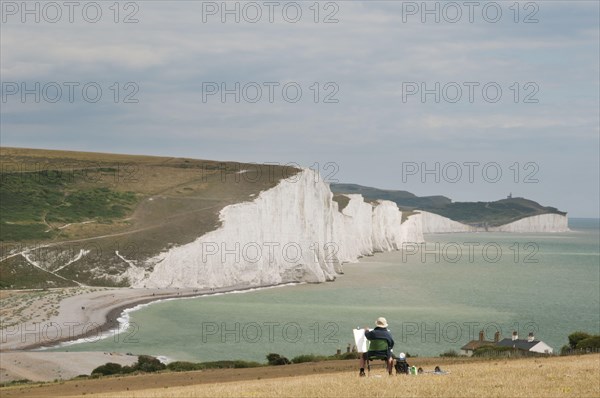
1;282;303;353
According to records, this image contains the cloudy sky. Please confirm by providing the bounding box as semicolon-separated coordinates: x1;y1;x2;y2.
1;1;599;217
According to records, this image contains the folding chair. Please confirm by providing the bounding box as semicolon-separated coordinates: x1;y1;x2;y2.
365;339;394;375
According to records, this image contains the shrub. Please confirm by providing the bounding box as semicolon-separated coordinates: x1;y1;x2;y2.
472;346;514;357
91;363;122;376
576;336;600;350
231;360;262;368
568;332;591;349
266;353;290;365
121;365;136;374
167;361;202;372
560;345;572;355
291;354;328;364
0;379;32;387
440;349;459;357
136;355;166;373
333;352;360;360
166;360;261;372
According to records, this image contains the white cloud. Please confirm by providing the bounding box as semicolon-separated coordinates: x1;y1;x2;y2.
1;1;598;215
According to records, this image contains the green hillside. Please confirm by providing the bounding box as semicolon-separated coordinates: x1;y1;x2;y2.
331;183;566;227
331;183;451;209
0;147;299;289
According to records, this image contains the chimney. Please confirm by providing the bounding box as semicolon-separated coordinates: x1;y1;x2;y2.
494;331;500;343
512;331;518;341
479;330;484;342
527;332;534;342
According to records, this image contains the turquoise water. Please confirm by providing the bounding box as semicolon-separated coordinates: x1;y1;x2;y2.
55;219;599;362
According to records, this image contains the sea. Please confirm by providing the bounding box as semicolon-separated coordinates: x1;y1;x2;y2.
51;218;600;362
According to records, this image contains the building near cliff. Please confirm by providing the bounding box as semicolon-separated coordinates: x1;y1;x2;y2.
496;332;554;354
462;331;554;356
460;330;501;356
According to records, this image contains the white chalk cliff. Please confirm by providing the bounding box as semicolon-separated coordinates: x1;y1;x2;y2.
489;213;569;232
128;169;425;289
123;170;568;289
420;211;569;233
419;211;478;233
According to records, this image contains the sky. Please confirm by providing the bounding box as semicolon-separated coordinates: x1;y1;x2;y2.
1;1;599;217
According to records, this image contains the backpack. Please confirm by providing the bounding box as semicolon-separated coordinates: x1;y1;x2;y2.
395;359;410;374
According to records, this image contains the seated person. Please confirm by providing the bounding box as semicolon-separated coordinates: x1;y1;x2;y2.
359;317;395;376
394;352;409;374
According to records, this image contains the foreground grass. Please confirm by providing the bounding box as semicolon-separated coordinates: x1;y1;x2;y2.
81;355;598;398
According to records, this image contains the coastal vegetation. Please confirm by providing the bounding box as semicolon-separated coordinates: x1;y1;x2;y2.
90;352;361;377
1;170;138;242
560;331;600;354
92;355;166;376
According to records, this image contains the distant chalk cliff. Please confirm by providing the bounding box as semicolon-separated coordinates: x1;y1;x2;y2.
420;211;569;234
489;213;569;232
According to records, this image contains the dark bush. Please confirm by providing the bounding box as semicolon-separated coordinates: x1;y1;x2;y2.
266;353;290;365
121;365;136;374
291;354;328;364
211;360;261;369
91;362;122;376
576;336;600;350
136;355;166;372
341;352;360;360
167;361;202;372
560;345;572;355
231;360;262;368
568;332;591;349
0;379;32;387
166;360;261;372
333;352;360;360
472;346;513;357
439;349;459;357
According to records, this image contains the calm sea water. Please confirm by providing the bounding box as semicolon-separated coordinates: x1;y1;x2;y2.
55;218;600;362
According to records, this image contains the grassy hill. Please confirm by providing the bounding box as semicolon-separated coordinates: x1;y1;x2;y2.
331;183;451;209
3;354;598;397
331;183;566;227
0;147;299;289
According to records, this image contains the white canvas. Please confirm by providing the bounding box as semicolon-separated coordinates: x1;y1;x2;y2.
353;329;372;353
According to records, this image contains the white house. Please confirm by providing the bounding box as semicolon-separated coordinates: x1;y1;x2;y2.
495;331;554;354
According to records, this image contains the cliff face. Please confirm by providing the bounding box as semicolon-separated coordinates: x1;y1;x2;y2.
420;211;569;234
419;211;478;233
489;214;569;232
124;170;569;289
129;170;425;289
